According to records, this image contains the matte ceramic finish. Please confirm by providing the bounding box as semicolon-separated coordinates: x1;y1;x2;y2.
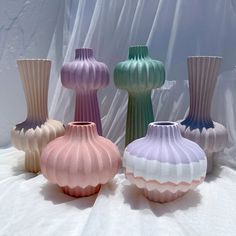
123;122;207;203
11;60;65;173
114;45;165;146
179;56;228;174
40;122;121;197
61;48;109;135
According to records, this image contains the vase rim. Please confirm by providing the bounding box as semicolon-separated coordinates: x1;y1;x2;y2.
17;59;51;62
75;48;93;51
187;56;222;59
129;45;148;49
68;121;95;127
150;121;177;127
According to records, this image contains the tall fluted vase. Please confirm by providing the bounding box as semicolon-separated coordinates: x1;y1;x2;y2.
11;60;65;173
178;56;228;174
114;46;165;146
61;48;109;135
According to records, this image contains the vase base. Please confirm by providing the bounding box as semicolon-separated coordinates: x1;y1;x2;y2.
206;152;214;174
62;185;101;197
25;151;40;173
143;189;186;203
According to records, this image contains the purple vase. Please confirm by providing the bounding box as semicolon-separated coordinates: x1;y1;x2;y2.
123;121;207;203
61;48;109;135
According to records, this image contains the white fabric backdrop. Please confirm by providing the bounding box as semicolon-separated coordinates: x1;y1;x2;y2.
51;0;236;167
1;0;236;235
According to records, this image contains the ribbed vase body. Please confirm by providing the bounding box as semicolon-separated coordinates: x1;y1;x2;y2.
61;48;109;135
123;122;207;203
179;57;228;173
114;46;165;145
40;122;121;197
11;60;65;173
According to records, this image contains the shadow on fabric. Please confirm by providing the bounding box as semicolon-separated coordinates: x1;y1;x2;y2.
205;165;223;183
122;184;202;217
40;182;97;209
11;153;37;180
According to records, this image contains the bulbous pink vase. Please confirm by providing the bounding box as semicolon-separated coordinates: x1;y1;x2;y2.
40;122;121;197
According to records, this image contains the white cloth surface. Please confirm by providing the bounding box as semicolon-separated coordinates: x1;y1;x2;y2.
1;147;236;236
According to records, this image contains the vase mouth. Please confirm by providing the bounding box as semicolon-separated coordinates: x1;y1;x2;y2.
150;121;177;127
69;121;94;127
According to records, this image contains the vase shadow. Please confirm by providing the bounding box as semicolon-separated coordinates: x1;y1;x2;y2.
40;182;97;209
205;165;223;183
99;179;118;197
122;184;202;217
10;153;38;180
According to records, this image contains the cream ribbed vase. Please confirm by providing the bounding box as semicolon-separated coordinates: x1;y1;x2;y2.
11;60;65;173
178;56;228;174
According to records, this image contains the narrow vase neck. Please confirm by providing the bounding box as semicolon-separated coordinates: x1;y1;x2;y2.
17;60;50;122
128;46;149;60
65;122;99;140
146;122;182;140
75;90;102;135
75;48;94;60
183;56;222;129
126;91;154;145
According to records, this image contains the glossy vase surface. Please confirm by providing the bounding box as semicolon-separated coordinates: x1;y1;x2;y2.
114;45;165;146
40;122;121;197
11;60;65;173
179;56;228;174
123;122;207;203
61;48;109;135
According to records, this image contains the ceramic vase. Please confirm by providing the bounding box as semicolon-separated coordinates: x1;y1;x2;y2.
61;48;109;135
114;45;165;146
11;60;65;173
178;56;228;174
123;121;207;203
40;122;121;197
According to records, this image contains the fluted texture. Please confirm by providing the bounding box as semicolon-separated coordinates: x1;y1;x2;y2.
16;60;50;130
61;48;109;135
11;60;65;173
123;122;207;203
179;56;228;173
114;45;165;145
40;122;121;197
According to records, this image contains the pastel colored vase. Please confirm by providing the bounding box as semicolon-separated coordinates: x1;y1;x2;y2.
178;56;228;174
11;60;65;173
123;121;207;203
114;45;165;146
61;48;109;135
40;122;121;197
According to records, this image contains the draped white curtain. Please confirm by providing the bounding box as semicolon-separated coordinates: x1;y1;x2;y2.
50;0;236;167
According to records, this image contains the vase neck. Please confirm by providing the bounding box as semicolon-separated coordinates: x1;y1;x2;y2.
65;122;99;140
187;56;222;122
17;60;50;122
75;48;94;60
128;46;148;60
74;90;102;135
146;122;182;140
125;92;154;145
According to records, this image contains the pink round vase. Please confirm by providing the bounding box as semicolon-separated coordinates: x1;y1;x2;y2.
123;122;207;203
40;122;121;197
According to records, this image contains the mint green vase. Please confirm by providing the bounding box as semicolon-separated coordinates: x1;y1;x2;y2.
114;45;165;146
